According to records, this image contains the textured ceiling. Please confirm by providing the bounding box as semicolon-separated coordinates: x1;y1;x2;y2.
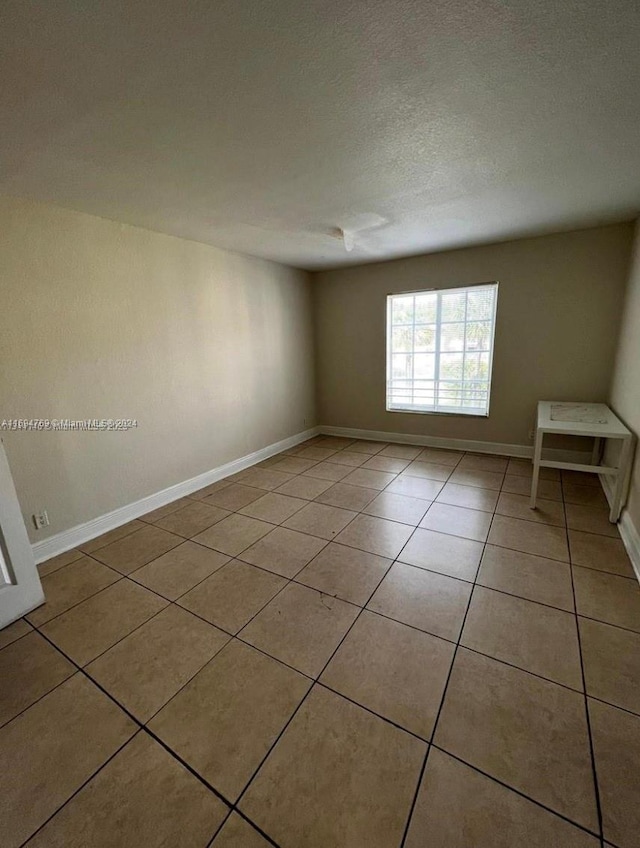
2;0;639;270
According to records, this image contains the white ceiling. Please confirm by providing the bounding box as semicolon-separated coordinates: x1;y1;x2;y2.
2;0;639;270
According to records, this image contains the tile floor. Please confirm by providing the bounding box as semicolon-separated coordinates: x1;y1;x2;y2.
2;435;640;847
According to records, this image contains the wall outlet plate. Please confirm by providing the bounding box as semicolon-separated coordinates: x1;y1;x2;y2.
33;510;49;530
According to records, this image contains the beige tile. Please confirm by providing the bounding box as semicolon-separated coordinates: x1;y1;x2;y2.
361;455;410;473
0;618;33;650
566;503;619;538
255;455;289;468
283;502;357;540
302;461;354;482
0;674;135;848
193;513;274;556
448;468;504;490
477;545;574;611
268;456;319;474
236;467;296;490
419;503;492;542
129;541;230;600
562;470;601;488
325;437;358;449
341;467;397;490
348;440;389;454
141;496;193;523
328;450;369;467
401;527;483;582
405;748;598;848
563;482;609;508
501;473;563;501
79;520;146;553
240;684;426;848
568;530;635;577
203;483;265;511
297;543;391;606
0;632;74;727
435;649;597;831
497;492;566;527
91;525;182;575
362;491;431;525
179;560;286;634
507;458;560;481
335;513;414;558
37;548;84;577
149;640;310;801
154;501;230;537
459;453;509;472
488;514;569;561
27;556;120;626
436;481;498;512
386;474;444;499
26;732;227;848
579;617;640;714
589;698;640;848
462;587;582;688
380;444;423;459
321;610;454;738
368;562;471;642
275;474;335;499
403;461;452;481
238;527;328;578
42;580;168;666
87;605;229;721
416;447;463;466
211;813;272;847
239;492;307;524
315;482;378;511
573;566;640;632
189;479;232;500
295;446;338;461
240;582;359;677
313;436;355;450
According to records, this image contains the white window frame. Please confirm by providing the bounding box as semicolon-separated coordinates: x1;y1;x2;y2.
385;281;499;417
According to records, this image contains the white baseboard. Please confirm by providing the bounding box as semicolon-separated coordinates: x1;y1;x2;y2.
318;425;590;463
619;512;640;584
600;473;640;584
32;426;320;563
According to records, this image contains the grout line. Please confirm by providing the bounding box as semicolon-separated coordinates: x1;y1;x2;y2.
561;472;605;845
19;438;631;846
430;745;602;841
398;478;501;846
233;542;399;810
16;727;144;848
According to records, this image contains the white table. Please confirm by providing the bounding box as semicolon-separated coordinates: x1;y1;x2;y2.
530;401;634;523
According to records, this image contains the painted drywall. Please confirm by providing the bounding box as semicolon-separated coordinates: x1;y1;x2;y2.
610;219;640;533
0;197;315;541
2;2;640;269
313;224;633;447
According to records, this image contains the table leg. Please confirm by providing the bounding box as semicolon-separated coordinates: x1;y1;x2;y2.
530;428;543;509
610;437;632;523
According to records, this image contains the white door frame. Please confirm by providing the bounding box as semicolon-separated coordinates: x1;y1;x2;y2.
0;437;44;628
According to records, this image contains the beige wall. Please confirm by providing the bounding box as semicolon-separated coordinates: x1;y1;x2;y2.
610;219;640;533
0;197;315;541
314;225;633;448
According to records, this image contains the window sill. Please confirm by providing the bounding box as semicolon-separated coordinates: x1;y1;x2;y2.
386;406;490;418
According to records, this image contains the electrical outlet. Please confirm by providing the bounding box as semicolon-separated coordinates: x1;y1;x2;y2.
528;429;534;441
33;510;49;530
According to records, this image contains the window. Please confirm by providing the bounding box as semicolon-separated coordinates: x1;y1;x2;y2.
386;282;498;416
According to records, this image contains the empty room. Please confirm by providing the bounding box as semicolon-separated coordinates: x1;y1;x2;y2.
1;1;640;846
